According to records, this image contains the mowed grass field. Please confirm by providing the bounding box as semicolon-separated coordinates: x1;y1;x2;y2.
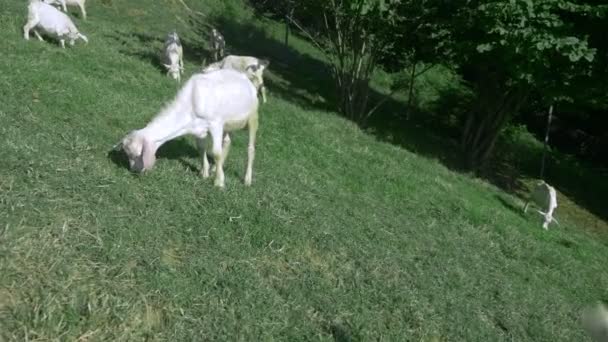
1;0;608;340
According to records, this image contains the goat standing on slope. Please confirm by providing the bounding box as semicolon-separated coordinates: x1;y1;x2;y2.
23;0;88;48
209;28;225;62
524;180;559;229
114;69;260;188
162;31;184;82
202;55;270;103
43;0;87;20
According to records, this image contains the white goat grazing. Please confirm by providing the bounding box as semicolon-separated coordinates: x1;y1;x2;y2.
524;180;559;229
23;0;88;48
202;55;270;103
43;0;86;20
114;69;260;188
162;31;184;82
582;303;608;342
209;28;225;62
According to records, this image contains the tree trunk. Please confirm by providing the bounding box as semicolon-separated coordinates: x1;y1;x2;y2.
461;87;528;173
406;62;417;120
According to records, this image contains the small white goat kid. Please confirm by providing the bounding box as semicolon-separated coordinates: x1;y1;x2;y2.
43;0;87;20
524;180;559;229
114;69;260;188
209;28;225;62
23;0;88;48
163;32;184;82
202;55;270;103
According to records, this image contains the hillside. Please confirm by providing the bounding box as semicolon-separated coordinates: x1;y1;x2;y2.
1;0;607;340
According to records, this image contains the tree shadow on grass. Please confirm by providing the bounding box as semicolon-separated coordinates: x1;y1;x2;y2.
185;15;338;113
494;194;527;219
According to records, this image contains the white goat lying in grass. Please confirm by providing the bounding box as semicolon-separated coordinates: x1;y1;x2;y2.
23;0;88;48
202;55;269;103
582;303;608;342
524;180;559;229
162;32;184;82
114;69;260;188
43;0;87;20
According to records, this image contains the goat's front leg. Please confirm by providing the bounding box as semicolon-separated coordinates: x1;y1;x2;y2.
60;39;66;48
23;19;39;40
244;114;258;186
260;85;267;103
543;206;556;230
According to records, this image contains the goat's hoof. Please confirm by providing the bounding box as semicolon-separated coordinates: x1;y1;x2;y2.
200;170;209;179
244;178;252;186
214;179;225;188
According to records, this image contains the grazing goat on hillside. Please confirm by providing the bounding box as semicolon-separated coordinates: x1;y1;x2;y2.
202;55;270;103
114;69;260;188
23;0;88;48
209;28;225;62
43;0;87;20
162;31;184;82
524;180;559;229
582;303;608;342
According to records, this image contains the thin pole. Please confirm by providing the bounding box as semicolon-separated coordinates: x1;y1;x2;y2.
540;104;553;180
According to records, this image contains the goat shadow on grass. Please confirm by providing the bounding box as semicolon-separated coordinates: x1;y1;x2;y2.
107;138;200;172
494;194;527;220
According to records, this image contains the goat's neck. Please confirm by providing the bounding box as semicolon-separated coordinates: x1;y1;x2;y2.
139;99;194;151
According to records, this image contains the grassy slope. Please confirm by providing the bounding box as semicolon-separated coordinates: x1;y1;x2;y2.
1;0;607;340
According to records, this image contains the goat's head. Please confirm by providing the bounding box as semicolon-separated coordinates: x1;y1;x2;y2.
166;31;180;45
245;59;269;89
68;32;88;45
163;63;182;81
113;131;157;173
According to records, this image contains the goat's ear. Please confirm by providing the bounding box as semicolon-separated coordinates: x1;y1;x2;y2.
112;141;123;151
259;59;270;68
141;137;157;171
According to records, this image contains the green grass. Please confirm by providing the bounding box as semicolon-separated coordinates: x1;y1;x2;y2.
1;0;608;340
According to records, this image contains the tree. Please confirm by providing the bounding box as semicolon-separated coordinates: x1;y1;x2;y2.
449;0;599;172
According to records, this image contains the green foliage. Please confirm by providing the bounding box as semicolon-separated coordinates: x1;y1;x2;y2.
1;0;608;340
442;0;603;170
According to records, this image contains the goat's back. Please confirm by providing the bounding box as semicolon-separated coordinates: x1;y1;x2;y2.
188;69;258;123
30;1;76;32
531;181;557;211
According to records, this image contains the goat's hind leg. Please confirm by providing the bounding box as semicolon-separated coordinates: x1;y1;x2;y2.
244;113;258;186
210;126;227;188
79;3;87;20
196;137;210;179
